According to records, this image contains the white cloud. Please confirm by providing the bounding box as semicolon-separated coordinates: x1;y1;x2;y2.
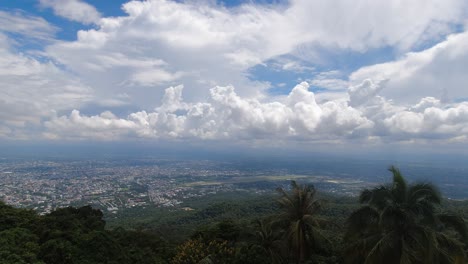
43;82;468;144
383;101;468;137
348;79;386;107
310;70;348;91
277;59;315;73
350;31;468;103
39;0;101;25
42;83;368;141
410;97;441;112
0;32;93;139
44;0;468;110
0;10;57;41
131;69;184;86
3;0;468;146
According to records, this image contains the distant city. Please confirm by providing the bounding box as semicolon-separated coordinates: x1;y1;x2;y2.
1;156;468;215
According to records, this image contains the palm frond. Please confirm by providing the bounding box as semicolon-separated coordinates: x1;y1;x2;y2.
276;180;328;262
408;183;441;205
389;165;407;203
438;214;468;242
344;233;382;262
359;189;373;204
345;206;379;240
435;232;466;264
407;199;437;225
309;226;332;252
347;167;466;264
379;205;411;231
368;186;392;210
364;231;400;264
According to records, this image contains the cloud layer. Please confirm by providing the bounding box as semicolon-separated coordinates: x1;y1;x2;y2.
44;0;468;106
43;82;468;144
1;0;468;146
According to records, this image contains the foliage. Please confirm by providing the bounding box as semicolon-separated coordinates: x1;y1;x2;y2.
276;180;331;263
0;166;466;264
253;219;285;263
0;228;43;264
171;238;235;264
344;166;467;264
0;201;171;264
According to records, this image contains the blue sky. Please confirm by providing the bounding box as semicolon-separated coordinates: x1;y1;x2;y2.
1;0;468;150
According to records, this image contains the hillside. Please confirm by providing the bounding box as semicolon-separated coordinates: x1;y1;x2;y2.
1;169;468;263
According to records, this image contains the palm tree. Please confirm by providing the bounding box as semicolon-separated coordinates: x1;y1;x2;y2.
254;219;285;264
276;180;329;263
344;166;466;264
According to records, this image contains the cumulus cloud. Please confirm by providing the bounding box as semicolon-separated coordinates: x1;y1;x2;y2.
39;0;101;25
348;79;387;107
383;101;468;137
41;80;468;144
44;83;371;141
410;97;441;112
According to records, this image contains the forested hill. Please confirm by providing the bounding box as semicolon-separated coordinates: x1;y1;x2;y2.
0;203;173;263
1;168;468;263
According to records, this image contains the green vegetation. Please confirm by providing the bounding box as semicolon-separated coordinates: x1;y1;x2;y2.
0;204;172;264
275;181;330;263
344;166;467;264
0;166;467;263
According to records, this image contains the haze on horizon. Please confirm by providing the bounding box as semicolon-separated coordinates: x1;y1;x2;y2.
1;0;468;155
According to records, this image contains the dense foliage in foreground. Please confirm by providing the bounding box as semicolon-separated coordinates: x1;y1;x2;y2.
1;167;467;263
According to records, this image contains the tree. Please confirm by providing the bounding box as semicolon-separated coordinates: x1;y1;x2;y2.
254;219;284;264
171;238;235;264
0;201;38;232
38;239;75;264
276;181;329;263
0;228;43;264
344;166;467;264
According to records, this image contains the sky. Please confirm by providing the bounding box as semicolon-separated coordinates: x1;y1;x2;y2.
1;0;468;154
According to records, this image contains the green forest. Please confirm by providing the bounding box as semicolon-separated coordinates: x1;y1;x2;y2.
1;166;468;264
